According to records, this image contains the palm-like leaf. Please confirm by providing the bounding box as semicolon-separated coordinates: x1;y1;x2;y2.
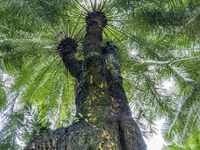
0;0;200;148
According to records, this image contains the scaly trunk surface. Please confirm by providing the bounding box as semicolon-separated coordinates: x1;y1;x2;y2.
25;11;147;150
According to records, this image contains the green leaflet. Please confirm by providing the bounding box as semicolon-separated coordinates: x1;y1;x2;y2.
0;84;6;109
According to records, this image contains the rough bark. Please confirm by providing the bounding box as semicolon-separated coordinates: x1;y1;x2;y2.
25;11;147;150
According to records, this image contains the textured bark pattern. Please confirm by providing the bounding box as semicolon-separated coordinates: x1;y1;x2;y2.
25;47;146;150
57;38;83;79
25;117;146;150
83;11;107;56
25;11;147;150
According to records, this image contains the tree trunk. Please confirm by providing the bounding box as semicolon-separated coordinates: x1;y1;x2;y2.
25;11;146;150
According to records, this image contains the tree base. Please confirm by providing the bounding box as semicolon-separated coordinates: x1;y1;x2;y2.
25;115;146;150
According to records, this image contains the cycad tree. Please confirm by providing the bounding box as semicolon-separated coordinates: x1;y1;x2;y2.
0;0;200;149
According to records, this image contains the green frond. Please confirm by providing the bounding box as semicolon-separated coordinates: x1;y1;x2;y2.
0;0;200;148
0;78;7;109
0;93;23;149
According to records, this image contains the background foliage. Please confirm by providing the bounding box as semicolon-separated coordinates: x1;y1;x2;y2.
0;0;200;149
